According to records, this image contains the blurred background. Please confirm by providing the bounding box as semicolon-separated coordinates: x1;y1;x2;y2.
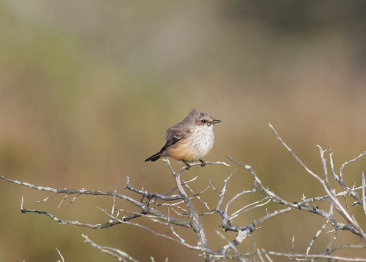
1;0;366;261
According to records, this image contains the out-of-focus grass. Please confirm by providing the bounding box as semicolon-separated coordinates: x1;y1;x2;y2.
1;1;366;261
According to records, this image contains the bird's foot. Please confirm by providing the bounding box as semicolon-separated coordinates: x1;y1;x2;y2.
199;160;206;167
183;161;191;170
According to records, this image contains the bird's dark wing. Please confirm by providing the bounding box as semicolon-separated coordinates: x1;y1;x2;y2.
163;123;191;148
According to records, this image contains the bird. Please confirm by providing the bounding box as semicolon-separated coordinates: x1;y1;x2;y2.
145;109;221;169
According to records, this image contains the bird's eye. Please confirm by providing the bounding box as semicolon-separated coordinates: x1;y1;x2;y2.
201;119;206;123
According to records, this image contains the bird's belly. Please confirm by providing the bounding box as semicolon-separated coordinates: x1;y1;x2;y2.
166;144;199;161
166;129;214;161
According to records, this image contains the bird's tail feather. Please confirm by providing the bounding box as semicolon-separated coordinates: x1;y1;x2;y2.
145;152;162;162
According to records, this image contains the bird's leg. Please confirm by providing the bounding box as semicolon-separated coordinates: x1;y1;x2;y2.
199;160;206;167
183;161;191;169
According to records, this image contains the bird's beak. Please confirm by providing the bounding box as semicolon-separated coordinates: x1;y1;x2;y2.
213;119;221;124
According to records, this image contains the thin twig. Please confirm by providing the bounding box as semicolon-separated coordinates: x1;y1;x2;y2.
362;172;366;217
82;234;139;262
56;248;64;262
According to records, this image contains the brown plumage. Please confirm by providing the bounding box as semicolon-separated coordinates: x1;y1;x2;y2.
145;109;221;169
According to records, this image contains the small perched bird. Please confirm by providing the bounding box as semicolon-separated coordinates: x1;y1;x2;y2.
145;109;221;169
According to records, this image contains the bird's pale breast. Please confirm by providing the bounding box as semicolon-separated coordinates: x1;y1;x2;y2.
166;125;215;161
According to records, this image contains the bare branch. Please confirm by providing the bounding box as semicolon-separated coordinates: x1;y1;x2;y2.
340;150;366;180
82;234;138;262
362;172;366;217
169;165;210;260
306;219;328;255
56;247;64;262
182;180;212;213
229;197;270;220
2;124;365;261
21;196;121;229
268;123;366;242
257;250;366;262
